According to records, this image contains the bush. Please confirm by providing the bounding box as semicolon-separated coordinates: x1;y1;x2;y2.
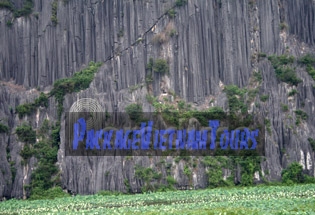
306;66;315;81
298;54;315;65
125;103;143;122
33;141;58;163
16;93;49;118
0;1;13;10
281;162;305;184
304;175;315;184
235;157;260;186
253;71;262;82
134;165;162;192
13;0;33;17
281;104;289;112
223;85;247;113
20;144;34;160
295;110;308;120
166;176;177;186
0;0;33;17
16;103;34;118
168;9;176;18
0;123;9;133
10;161;16;183
30;160;58;190
265;118;271;134
38;119;50;137
161;106;180;126
248;89;258;101
268;55;301;86
153;59;169;74
298;54;315;81
146;58;154;70
224;85;247;97
268;55;295;67
274;67;302;86
308;138;315;151
146;58;169;75
16;124;36;144
29;186;70;200
135;166;154;182
177;100;186;110
6;20;12;27
51;121;61;147
51;62;102;97
183;165;191;177
260;95;269;102
156;184;176;192
203;156;233;188
190;107;226;126
27;137;59;199
34;92;49;107
175;0;188;7
288;89;298;96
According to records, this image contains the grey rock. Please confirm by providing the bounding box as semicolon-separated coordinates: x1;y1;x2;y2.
0;0;315;198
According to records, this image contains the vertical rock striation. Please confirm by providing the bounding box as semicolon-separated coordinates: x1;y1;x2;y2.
0;0;314;198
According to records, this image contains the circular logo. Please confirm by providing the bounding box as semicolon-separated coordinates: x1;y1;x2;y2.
69;98;103;131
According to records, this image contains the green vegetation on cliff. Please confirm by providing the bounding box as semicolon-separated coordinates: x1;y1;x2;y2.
0;123;9;133
0;0;34;18
16;124;36;144
268;55;302;86
14;62;102;200
50;61;102;118
16;92;49;118
298;54;315;81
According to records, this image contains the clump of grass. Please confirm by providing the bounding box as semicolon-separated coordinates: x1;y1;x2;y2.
281;103;289;112
288;89;298;97
260;95;269;102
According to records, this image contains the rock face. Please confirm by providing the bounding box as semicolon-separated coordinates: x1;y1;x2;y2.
0;0;315;198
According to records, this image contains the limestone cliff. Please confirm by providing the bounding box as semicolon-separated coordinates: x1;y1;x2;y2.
0;0;315;199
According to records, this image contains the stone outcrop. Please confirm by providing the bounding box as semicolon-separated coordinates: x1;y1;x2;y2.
0;0;315;198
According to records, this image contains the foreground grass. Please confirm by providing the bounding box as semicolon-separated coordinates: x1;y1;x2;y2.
0;184;315;214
